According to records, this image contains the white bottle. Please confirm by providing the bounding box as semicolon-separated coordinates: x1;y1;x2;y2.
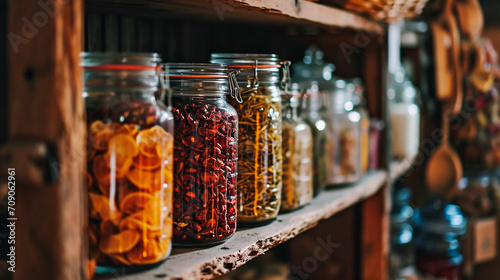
389;71;421;159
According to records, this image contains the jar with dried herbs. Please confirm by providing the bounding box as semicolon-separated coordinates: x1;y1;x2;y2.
302;90;330;195
280;87;314;212
82;53;174;271
165;63;239;246
211;53;285;225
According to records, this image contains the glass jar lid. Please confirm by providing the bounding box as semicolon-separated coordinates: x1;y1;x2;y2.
81;52;161;67
163;63;241;102
413;198;467;236
81;52;161;91
210;53;287;87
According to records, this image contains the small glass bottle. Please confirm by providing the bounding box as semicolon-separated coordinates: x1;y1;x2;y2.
280;84;314;212
211;53;285;225
82;52;174;270
165;63;239;246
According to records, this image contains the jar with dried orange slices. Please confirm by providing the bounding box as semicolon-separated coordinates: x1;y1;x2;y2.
82;52;174;271
164;63;240;246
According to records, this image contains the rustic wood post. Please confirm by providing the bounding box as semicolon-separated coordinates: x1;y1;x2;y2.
4;0;87;279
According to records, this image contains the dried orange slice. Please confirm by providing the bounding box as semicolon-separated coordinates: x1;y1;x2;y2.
100;220;116;237
119;216;160;232
127;239;167;265
127;168;162;191
119;192;154;215
92;155;110;194
134;154;161;171
108;134;139;158
156;134;173;160
99;229;140;255
86;172;93;188
88;193;122;223
115;124;139;137
128;196;163;228
89;223;99;246
103;152;133;178
136;126;172;158
88;121;121;151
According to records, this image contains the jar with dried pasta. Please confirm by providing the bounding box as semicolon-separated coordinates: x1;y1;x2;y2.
164;63;240;245
211;53;286;225
82;53;174;271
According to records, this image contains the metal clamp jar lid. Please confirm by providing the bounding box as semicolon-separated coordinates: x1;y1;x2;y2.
210;53;290;88
162;63;241;102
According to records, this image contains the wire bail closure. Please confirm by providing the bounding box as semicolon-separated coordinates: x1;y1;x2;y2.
159;65;172;108
250;59;259;88
228;70;243;103
280;60;291;92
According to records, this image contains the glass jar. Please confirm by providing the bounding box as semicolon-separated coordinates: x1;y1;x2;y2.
454;172;495;217
390;186;414;278
82;53;174;270
292;46;336;194
388;67;420;159
280;85;314;212
327;79;362;184
347;78;370;173
413;198;467;280
165;63;239;246
211;53;284;225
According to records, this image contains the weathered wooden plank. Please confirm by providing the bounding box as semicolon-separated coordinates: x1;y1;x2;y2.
97;171;386;280
6;0;87;279
121;16;136;51
86;13;103;51
104;14;119;52
85;0;384;34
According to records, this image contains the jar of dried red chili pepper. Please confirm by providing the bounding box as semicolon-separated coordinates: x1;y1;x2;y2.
164;63;240;246
211;53;287;225
82;53;174;272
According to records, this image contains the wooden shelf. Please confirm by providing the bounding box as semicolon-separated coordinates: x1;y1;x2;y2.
390;157;417;181
98;171;387;280
86;0;384;34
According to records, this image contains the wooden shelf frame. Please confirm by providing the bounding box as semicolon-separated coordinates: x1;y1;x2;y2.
3;1;391;280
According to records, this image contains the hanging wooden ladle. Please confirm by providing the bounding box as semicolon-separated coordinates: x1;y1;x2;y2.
425;104;463;197
431;0;463;114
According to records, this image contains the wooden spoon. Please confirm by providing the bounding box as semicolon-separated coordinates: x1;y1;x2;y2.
426;104;463;197
455;0;483;41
